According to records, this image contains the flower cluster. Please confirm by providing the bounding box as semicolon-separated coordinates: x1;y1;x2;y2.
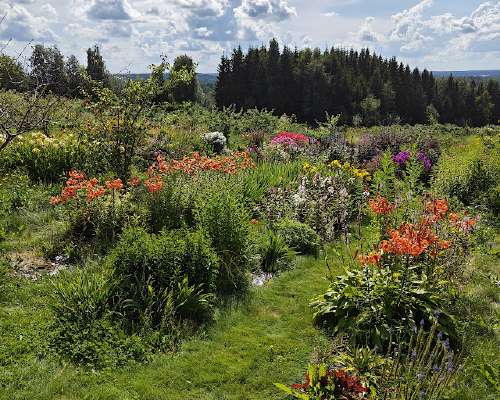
149;151;255;177
283;365;367;399
369;195;395;215
360;198;460;264
270;131;310;150
329;159;371;181
392;150;411;165
417;151;432;171
393;150;432;171
50;170;122;205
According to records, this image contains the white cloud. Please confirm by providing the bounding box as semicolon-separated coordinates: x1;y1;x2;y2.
322;12;338;17
86;0;140;21
0;4;55;41
357;16;384;43
235;0;296;21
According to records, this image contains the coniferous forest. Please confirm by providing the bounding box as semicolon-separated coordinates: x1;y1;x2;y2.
216;39;500;126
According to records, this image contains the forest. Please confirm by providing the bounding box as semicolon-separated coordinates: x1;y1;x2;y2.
216;39;500;126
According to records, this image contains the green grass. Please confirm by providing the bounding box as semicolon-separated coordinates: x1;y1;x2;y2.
0;250;335;400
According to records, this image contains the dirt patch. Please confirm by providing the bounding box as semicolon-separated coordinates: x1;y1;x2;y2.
8;251;68;280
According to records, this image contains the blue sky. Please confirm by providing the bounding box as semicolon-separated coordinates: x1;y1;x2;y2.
0;0;499;73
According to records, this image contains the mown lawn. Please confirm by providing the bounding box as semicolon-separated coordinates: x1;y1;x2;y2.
0;250;336;400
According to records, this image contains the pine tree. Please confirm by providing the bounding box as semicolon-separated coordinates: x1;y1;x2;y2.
86;45;109;85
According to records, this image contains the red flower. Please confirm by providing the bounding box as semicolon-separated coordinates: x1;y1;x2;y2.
358;250;382;266
144;176;163;193
128;176;141;187
369;195;395;215
105;179;123;190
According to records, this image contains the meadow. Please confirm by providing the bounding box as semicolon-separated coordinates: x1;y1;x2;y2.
0;84;499;399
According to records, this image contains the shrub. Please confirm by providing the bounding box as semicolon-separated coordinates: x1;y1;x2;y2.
258;230;295;273
109;227;219;330
433;137;500;214
274;218;321;256
195;183;250;295
50;268;148;368
310;266;456;350
203;131;227;154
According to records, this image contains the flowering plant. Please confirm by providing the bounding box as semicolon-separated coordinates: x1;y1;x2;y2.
270;131;310;149
393;150;432;171
275;364;368;399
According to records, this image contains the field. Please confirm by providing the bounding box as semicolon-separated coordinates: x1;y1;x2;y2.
0;91;499;400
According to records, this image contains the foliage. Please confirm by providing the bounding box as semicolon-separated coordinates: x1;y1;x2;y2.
50;268;147;368
258;229;295;273
310;266;455;350
194;180;251;295
108;227;219;331
274;218;321;256
378;322;462;400
433;136;500;214
275;363;368;399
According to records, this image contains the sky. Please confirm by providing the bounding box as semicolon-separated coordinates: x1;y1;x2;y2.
0;0;499;73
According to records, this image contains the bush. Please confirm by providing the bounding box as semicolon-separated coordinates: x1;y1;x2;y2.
274;218;321;256
433;137;500;214
311;266;457;350
109;227;219;330
195;181;250;294
258;230;295;273
50;268;148;368
203;131;227;154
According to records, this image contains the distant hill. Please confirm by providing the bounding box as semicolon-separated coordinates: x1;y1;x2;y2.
432;70;500;79
115;72;218;86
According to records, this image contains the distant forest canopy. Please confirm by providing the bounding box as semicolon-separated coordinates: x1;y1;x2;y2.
215;39;500;127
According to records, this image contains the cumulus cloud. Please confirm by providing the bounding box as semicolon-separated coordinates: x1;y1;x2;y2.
235;0;296;21
175;0;229;18
86;0;139;21
0;4;55;41
387;0;500;56
358;16;384;43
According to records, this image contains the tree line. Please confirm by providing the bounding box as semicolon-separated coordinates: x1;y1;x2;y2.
215;39;500;126
0;45;198;103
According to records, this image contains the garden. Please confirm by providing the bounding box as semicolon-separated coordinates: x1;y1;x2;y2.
0;77;499;399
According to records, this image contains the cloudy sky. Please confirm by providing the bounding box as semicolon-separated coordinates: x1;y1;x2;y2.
0;0;499;73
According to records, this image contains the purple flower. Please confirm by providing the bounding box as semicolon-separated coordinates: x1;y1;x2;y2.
417;151;432;171
392;151;411;166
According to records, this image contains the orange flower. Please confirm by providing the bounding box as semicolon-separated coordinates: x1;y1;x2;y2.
439;240;451;250
87;186;106;202
68;170;86;180
105;179;123;190
369;195;395;215
144;176;163;193
50;196;62;205
128;176;141;187
378;222;439;257
250;218;259;225
448;212;459;224
358;251;382;266
426;198;448;221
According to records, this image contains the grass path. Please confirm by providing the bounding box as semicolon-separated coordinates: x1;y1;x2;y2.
4;252;336;400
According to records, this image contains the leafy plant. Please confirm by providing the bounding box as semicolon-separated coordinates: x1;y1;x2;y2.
109;227;219;331
274;218;321;256
259;229;295;273
275;364;368;399
310;266;456;350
